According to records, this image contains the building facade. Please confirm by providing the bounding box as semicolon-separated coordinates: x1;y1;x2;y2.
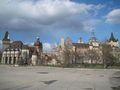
1;31;43;65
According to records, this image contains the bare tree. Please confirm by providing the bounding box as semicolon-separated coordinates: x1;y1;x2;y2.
101;44;116;68
74;50;85;64
87;49;101;64
63;37;74;66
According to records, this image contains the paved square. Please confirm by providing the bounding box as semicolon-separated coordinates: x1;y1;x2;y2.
0;65;119;90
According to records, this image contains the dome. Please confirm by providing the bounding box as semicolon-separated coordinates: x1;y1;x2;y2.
34;38;42;46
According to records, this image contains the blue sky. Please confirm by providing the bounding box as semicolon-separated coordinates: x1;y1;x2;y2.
0;0;120;51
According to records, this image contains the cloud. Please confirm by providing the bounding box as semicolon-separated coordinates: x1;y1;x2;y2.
0;0;104;43
43;43;52;53
0;0;103;31
105;9;120;24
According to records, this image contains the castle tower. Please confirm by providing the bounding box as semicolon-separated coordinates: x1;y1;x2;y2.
89;30;99;49
2;31;10;50
34;37;43;53
108;32;119;47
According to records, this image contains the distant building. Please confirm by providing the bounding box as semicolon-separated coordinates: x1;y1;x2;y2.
1;31;43;65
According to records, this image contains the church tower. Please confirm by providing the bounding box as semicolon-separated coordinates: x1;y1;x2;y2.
2;31;10;50
108;32;119;47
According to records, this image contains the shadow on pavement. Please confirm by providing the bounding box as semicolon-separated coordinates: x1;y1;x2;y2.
110;71;120;90
37;72;49;74
111;86;120;90
41;80;58;85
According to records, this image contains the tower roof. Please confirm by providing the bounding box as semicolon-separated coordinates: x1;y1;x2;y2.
3;31;10;41
109;32;118;42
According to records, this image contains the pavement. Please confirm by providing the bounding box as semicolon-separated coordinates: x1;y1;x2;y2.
0;65;120;90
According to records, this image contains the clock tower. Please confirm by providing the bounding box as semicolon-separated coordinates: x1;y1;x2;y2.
2;31;10;50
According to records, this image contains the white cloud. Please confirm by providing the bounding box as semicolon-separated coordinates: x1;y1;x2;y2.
83;19;101;31
0;0;103;32
105;9;120;24
43;43;52;53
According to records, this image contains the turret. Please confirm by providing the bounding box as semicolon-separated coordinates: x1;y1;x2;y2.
2;31;10;50
108;32;119;47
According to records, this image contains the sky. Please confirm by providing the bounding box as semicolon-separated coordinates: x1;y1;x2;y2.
0;0;120;52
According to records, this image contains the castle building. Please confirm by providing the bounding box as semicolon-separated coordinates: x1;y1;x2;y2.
73;31;100;52
1;31;43;65
55;31;120;64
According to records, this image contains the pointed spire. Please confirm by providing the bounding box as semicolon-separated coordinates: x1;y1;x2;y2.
111;32;114;39
3;31;10;41
78;37;83;43
89;30;97;42
109;32;118;42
